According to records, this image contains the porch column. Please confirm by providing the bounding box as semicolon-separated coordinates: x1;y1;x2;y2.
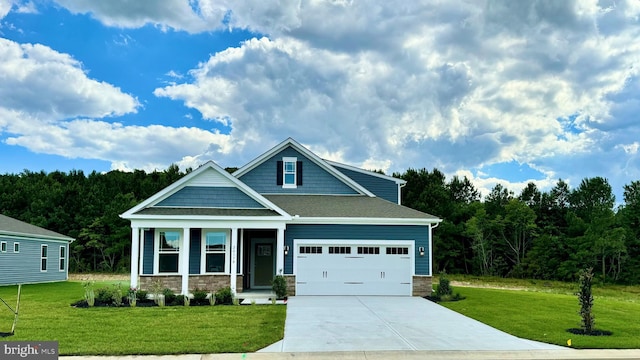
181;228;191;295
230;227;238;295
276;227;285;275
130;227;140;289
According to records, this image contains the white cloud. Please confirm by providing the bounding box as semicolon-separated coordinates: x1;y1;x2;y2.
3;115;233;172
0;0;13;19
53;0;224;33
151;0;640;197
3;0;640;198
0;38;139;118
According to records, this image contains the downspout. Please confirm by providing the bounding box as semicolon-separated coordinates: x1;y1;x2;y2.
398;182;406;205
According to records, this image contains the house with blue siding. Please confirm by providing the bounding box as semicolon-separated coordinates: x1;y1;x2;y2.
121;138;441;296
0;214;74;286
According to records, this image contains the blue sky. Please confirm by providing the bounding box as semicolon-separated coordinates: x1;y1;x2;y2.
1;1;639;202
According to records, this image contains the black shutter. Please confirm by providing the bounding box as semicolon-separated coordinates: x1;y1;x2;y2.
276;161;283;185
296;161;303;185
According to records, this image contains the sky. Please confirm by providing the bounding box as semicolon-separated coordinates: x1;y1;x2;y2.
1;0;639;203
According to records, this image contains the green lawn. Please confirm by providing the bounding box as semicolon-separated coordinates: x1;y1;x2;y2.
440;286;640;349
0;282;286;355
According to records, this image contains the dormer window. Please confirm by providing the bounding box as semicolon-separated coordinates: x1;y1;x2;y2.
277;157;303;188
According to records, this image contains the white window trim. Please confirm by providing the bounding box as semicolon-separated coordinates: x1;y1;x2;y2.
41;244;48;272
0;241;6;253
282;156;297;189
154;229;182;274
13;242;19;253
59;245;66;272
200;229;231;274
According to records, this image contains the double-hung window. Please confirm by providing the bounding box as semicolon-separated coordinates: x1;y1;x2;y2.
283;157;297;188
203;230;228;273
0;241;6;253
13;242;19;253
59;246;66;271
277;157;302;188
41;245;48;271
158;230;180;273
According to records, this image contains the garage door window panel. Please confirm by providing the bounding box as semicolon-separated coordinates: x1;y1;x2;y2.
328;246;351;254
300;246;322;254
386;247;409;255
357;246;380;255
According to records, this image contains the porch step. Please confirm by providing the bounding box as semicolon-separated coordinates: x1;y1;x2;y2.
237;291;286;305
240;298;287;305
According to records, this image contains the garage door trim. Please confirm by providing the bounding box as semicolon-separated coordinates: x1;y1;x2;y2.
293;239;415;296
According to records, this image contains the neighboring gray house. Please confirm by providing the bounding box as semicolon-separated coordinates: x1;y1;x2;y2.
122;138;441;296
0;214;74;286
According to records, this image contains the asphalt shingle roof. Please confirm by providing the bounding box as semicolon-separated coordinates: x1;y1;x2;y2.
264;195;440;220
0;214;74;241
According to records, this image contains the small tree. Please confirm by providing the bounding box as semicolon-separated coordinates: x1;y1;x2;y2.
436;271;453;298
577;267;595;333
272;275;288;299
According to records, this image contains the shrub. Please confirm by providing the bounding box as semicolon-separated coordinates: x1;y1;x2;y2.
436;271;453;298
192;288;208;303
136;290;149;302
272;275;287;299
427;271;464;302
96;287;115;304
173;294;185;306
163;288;177;305
215;287;234;305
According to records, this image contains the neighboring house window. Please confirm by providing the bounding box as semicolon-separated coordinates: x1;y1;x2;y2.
157;230;180;273
276;157;303;188
14;242;19;253
202;230;228;273
41;245;48;271
0;241;6;253
59;246;66;271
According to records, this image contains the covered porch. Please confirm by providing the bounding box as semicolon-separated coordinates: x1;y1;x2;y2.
129;221;287;296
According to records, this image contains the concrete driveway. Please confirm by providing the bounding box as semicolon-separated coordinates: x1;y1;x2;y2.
260;296;566;352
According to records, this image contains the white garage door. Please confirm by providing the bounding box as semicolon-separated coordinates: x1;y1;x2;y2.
295;240;413;296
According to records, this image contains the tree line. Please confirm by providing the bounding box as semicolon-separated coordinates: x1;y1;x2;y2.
398;168;640;284
0;165;186;273
1;165;639;284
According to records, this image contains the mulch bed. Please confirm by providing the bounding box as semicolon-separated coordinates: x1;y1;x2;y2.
70;299;216;308
566;328;613;336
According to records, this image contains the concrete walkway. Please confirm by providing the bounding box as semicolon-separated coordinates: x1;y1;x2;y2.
261;296;564;352
59;296;640;359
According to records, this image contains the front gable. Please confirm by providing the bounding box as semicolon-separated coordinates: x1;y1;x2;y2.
121;161;290;220
237;147;359;195
234;138;374;196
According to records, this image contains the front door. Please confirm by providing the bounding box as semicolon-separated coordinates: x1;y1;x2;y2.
251;239;275;288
